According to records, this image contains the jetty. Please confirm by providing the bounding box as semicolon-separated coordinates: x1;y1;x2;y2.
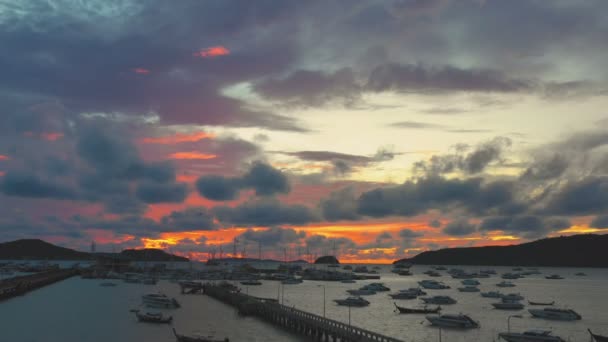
203;284;403;342
0;269;78;301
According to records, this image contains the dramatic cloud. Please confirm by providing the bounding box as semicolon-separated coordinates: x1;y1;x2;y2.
399;228;424;239
196;162;289;201
442;219;477;236
0;172;78;200
239;226;306;246
320;187;361;221
480;215;570;238
213;200;318;227
590;215;608;229
160;207;216;231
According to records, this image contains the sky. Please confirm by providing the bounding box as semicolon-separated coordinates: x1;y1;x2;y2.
1;0;608;263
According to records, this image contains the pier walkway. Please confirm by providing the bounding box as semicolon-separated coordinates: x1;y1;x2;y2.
203;284;404;342
0;269;78;301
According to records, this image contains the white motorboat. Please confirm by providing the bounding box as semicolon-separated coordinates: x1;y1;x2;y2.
529;308;581;321
492;300;525;310
334;296;370;307
498;329;565;341
481;291;503;298
420;296;457;304
461;279;480;286
347;289;376;296
142;293;180;308
458;286;480;292
361;283;390;292
497;281;516;287
418;280;450;289
426;314;479;329
501;293;524;301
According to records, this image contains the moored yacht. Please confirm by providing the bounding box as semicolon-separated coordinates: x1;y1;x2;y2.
497;281;516;287
481;291;503;298
389;292;417;299
361;283;390;292
400;288;426;296
347;289;376;296
501;293;524;301
458;286;480;292
426;314;479;329
461;279;480;286
545;274;564;280
529;308;581;321
334;296;370;307
492;300;524;310
498;329;565;342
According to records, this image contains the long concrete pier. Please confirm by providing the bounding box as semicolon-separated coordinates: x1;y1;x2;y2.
203;284;404;342
0;269;78;301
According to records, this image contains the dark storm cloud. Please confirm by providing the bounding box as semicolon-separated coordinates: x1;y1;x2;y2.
442;219;476;236
521;154;570;181
195;162;289;201
319;187;361;221
160;207;216;231
213;200;318;227
0;0;309;132
590;215;608;228
239;226;306;246
356;176;516;218
399;228;424;239
253;68;361;107
413;137;512;175
480;215;570;238
0;172;78;200
366;63;533;93
195;176;241;201
429;219;442;228
544;177;608;216
135;181;188;203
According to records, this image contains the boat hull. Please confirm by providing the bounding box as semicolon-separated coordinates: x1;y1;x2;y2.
498;333;564;341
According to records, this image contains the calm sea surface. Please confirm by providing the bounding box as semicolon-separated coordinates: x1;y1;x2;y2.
1;265;607;342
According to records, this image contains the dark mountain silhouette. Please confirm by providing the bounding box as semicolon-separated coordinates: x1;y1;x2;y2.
0;239;188;261
394;234;608;267
315;255;340;264
0;239;90;260
120;248;188;262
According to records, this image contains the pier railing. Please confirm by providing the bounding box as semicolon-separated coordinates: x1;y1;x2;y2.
203;284;404;342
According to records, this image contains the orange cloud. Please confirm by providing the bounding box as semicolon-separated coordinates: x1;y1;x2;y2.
177;174;199;183
140;131;215;144
41;132;64;141
0;155;9;161
132;68;150;74
169;152;217;160
193;46;230;58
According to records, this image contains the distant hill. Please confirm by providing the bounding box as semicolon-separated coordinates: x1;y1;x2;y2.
120;248;188;262
394;234;608;267
0;239;91;260
0;239;188;262
315;255;340;264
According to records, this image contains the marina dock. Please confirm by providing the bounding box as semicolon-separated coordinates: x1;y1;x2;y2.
203;283;404;342
0;269;78;301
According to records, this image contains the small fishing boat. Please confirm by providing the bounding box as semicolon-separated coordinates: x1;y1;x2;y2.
334;296;370;307
172;328;229;342
340;279;356;283
589;329;608;342
394;302;441;314
426;313;479;329
528;300;554;306
529;308;581;321
499;329;565;341
133;310;172;324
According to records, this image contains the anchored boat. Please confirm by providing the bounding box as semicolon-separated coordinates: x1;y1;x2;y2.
394;302;440;314
172;328;229;342
426;313;479;329
529;308;581;321
589;329;608;342
498;329;565;342
133;310;172;324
